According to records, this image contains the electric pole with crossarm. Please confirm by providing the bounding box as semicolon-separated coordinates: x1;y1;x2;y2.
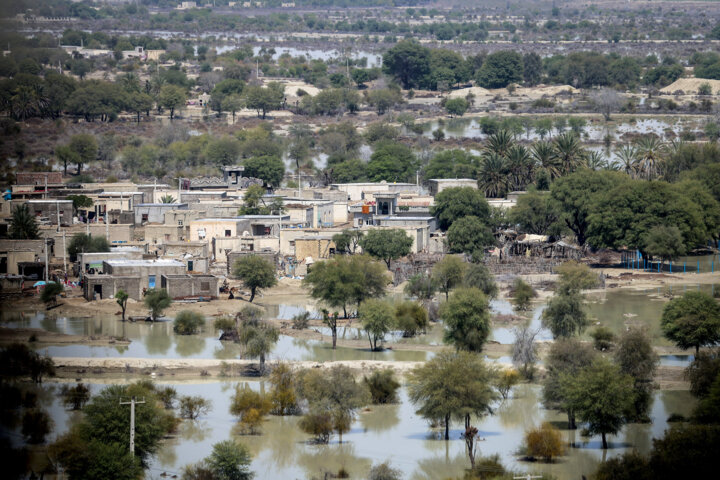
119;396;145;456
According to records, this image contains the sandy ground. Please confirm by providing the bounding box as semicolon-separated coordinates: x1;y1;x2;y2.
660;77;720;95
0;327;130;346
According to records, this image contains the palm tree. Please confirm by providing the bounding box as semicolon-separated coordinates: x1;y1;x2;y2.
553;132;584;175
478;152;509;198
634;136;666;180
9;205;40;240
531;141;561;181
505;144;534;191
160;194;176;203
615;144;638;178
484;130;514;158
584;150;606;171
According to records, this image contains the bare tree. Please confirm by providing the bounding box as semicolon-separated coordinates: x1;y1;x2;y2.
512;326;540;379
592;88;622;121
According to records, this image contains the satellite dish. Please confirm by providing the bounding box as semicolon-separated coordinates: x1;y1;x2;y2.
242;231;250;236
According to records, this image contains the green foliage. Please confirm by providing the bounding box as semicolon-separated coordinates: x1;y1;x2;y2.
22;409;53;444
594;451;651;480
431;186;491;230
590;326;615;351
269;362;299;415
382;40;431;89
67;233;110;259
394;300;429;337
556;261;600;293
567;359;636;449
158;84;186;120
144;288;171;321
158;386;178;410
243;155;285;187
496;369;521;400
173;310;205;335
365;88;403;114
359;299;396;351
476;51;523;89
542;289;588;338
423;149;479;180
368;461;402;480
296;365;369;443
649;425;720;479
364;369;401;404
67;194;94;213
68;133;98;174
511;278;536;312
464;262;498;299
179;396;212;420
331;229;363;254
366;141;417;183
232;255;277;302
432;255;467;300
358;228;413;268
615;328;658;422
661;291;720;354
441;287;491;352
9;205;39;240
408;351;498;440
404;273;437;301
524;422;564;462
235;306;279;369
41;282;64;307
116;289;129;322
244;82;284;119
303;255;387;317
0;343;55;383
509;191;560;235
445;97;469;116
685;349;720;398
446;215;495;254
60;383;90;410
206;440;254;480
644;225;686;261
51;429;143;480
692;372;720;424
230;384;270;433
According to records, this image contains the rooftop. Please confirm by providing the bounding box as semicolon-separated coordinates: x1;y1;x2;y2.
136;203;189;207
105;259;185;267
26;199;72;204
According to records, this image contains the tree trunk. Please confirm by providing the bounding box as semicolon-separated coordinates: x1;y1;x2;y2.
367;331;374;350
696;345;700;355
249;287;256;303
121;306;126;322
465;414;470;430
602;432;608;449
260;352;265;371
567;410;576;430
331;326;337;349
445;413;450;441
343;305;347;319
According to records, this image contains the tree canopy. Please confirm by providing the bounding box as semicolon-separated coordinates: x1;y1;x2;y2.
431;186;491;230
232;254;277;302
441;287;491;352
661;291;720;354
358;229;413;268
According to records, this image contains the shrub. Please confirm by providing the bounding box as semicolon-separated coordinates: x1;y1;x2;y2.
179;396;212;420
496;369;521;400
22;409;53;443
364;369;401;404
368;461;402;480
511;278;536;311
291;311;310;330
590;326;615;351
230;384;271;434
173;310;205;335
268;362;298;415
41;282;64;307
158;386;178;409
60;383;90;410
298;410;333;443
524;422;565;462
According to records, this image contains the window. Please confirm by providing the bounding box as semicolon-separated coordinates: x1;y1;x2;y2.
178;220;183;226
198;228;206;239
225;229;231;237
142;213;149;222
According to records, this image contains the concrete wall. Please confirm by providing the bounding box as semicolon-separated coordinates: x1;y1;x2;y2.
83;275;142;300
295;238;336;261
332;202;348;225
160;274;219;298
144;224;184;244
16;172;63;185
278;228;344;256
25;200;73;225
427;179;478;196
226;251;279;275
104;260;187;289
79;251;144;273
189;220;247;244
134;203;188;225
42;225;133;257
213;236;279;263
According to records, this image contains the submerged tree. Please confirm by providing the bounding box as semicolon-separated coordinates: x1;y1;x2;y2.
235;306;279;371
661;291;720;355
440;287;491;352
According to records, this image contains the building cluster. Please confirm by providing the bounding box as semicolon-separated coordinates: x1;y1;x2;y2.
0;168;520;303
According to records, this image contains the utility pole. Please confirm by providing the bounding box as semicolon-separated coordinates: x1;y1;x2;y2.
62;230;67;276
44;238;49;283
119;396;146;456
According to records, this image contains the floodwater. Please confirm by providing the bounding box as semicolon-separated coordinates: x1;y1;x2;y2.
16;381;696;480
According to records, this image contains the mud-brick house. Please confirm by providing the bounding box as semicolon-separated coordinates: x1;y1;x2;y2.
134;203;189;226
83;259;187;300
24;199;73;226
160;274;219;298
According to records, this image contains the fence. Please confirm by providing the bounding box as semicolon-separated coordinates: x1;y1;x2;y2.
620;251;717;274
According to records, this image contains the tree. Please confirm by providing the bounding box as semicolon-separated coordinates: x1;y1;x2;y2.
0;343;55;383
366;142;417;183
692;373;720;424
464;262;498;299
235;306;279;370
206;440;253;480
615;328;658;422
9;205;39;239
512;326;539;379
543;338;597;429
144;288;171;321
542;290;588;338
243;155;285;188
496;369;521;400
644;225;686;263
366;88;403;115
394;300;428;337
523;52;543;86
661;291;720;354
67;233;110;260
555;260;600;293
592;87;622;121
179;396;212;420
511;278;536;312
432;255;467;300
332;229;363;254
222;94;244;122
232;255;277;302
431;187;491;231
382;40;431;89
268;362;298;415
568;359;636;449
524;423;564;462
244;83;284;119
359;299;395;351
476;51;523;89
363;369;401;404
231;384;271;434
67;194;94;216
41;282;64;308
509;191;559;235
649;424;720;480
446;215;494;254
173;310;205;335
441;287;491;352
68;134;98;174
359;229;413;268
407;351;498;440
22;409;53;444
368;461;402;480
594;451;651;480
56;145;80;176
296;365;369;443
685;349;720;398
444;97;468;116
61;383;91;410
304;255;387;321
158;84;186;120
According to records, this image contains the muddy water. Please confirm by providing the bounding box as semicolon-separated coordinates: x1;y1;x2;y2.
28;381;696;480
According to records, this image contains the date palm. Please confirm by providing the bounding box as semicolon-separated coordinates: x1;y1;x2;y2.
478;152;509;198
505;144;534;190
10;205;39;240
584;150;606;171
615;144;638;178
531;141;561;181
484;130;514;158
553;132;584;175
634;136;666;180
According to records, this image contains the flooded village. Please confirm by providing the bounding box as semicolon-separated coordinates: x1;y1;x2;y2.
2;1;720;479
